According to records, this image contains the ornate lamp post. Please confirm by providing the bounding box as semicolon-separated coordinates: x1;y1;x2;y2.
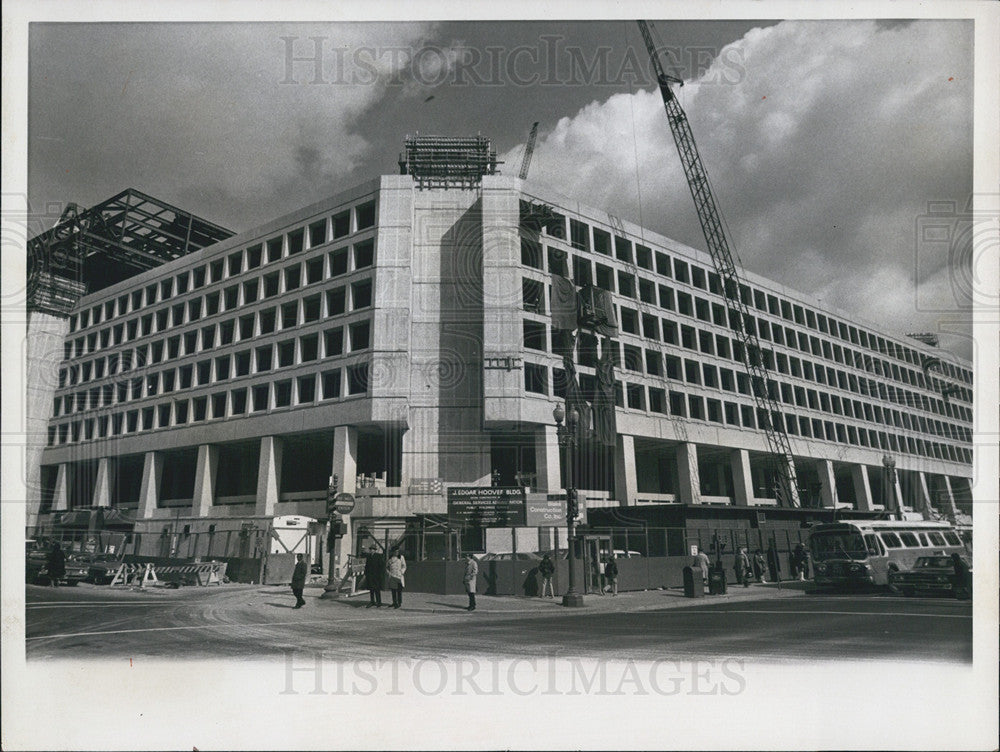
554;403;584;607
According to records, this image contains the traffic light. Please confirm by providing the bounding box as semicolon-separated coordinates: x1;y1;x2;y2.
566;488;579;521
326;474;339;516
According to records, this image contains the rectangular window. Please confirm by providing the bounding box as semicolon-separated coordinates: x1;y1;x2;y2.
297;375;316;403
288;230;304;255
354;239;375;269
524;363;548;394
655;252;671;277
347;363;369;394
570;220;590;251
352;279;373;309
309;220;327;248
256;346;273;372
252;384;270;412
523;320;547;351
327;287;346;316
350;321;371;350
300;334;319;362
306;257;324;285
322;370;342;399
284;265;301;292
332;210;350;239
231;388;247;414
235;350;251;376
281;302;298;328
324;327;344;356
274;380;293;407
228;251;244;276
355;200;376;230
278;340;295;368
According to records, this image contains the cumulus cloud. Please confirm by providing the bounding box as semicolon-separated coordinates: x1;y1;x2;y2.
510;20;974;358
28;22;438;230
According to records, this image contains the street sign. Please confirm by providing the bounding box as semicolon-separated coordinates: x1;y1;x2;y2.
447;487;526;527
334;492;356;515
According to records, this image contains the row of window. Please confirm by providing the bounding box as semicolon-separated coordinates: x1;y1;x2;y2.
52;321;372;416
67;200;377;334
59;281;373;388
521;362;972;465
48;365;371;445
519;221;973;386
522;316;972;426
522;271;971;405
63;248;375;363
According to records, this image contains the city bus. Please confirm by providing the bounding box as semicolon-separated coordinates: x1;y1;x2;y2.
809;520;966;588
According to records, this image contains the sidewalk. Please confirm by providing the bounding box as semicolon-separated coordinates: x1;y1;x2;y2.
308;579;810;616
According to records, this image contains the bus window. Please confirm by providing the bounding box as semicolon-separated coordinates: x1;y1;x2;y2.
864;534;884;556
880;532;902;548
917;533;929;546
899;532;919;547
943;532;961;546
927;532;946;546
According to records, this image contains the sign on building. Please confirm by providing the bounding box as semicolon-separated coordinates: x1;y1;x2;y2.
447;487;526;528
525;497;566;527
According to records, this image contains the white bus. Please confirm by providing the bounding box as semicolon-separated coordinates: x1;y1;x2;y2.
809;520;966;588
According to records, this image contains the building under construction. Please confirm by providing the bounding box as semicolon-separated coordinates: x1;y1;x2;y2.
24;136;974;584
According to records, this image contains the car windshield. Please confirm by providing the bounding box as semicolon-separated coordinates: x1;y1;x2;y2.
810;532;867;561
915;556;953;568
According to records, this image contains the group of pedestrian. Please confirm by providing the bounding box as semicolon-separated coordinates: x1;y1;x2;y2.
730;542;811;586
363;545;407;609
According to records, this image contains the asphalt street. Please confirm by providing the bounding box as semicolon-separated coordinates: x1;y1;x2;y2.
24;583;972;663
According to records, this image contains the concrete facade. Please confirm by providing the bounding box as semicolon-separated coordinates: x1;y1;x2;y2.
27;174;975;556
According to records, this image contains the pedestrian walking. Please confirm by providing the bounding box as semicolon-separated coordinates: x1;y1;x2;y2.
387;548;406;609
538;553;555;598
604;554;619;596
291;553;307;608
46;542;66;587
950;553;972;600
364;544;385;608
766;543;781;583
793;543;809;581
696;548;711;585
463;552;479;611
753;550;766;583
736;548;752;588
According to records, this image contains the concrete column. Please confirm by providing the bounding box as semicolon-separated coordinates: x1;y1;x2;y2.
138;452;162;519
614;434;638;506
940;476;959;517
255;436;283;516
890;472;904;514
818;460;838;508
332;425;359;494
93;458;112;508
192;444;218;516
916;471;934;519
730;449;753;506
676;443;701;505
535;425;561;492
850;464;873;512
52;463;69;511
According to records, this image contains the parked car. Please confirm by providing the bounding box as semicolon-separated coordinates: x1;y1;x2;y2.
888;555;972;598
83;553;127;584
25;542;88;586
613;550;644;559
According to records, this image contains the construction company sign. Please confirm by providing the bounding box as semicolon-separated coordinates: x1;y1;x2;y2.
525;497;567;527
447;487;526;528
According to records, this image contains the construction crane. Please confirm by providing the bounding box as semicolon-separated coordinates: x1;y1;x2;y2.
518;121;540;180
636;20;800;507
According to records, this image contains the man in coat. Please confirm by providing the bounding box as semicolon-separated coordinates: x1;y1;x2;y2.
46;542;66;587
464;553;479;611
291;554;307;608
364;544;385;608
538;553;555;598
696;548;711;585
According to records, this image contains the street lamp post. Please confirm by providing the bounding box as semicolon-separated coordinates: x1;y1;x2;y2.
554;403;584;607
323;474;341;596
882;455;897;519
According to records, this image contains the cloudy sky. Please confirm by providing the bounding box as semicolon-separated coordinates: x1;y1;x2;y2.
28;19;974;358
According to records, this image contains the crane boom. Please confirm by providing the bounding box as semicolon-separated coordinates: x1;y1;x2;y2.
519;121;540;180
636;20;800;507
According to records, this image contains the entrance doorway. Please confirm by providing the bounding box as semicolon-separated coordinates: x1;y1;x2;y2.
582;534;612;594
